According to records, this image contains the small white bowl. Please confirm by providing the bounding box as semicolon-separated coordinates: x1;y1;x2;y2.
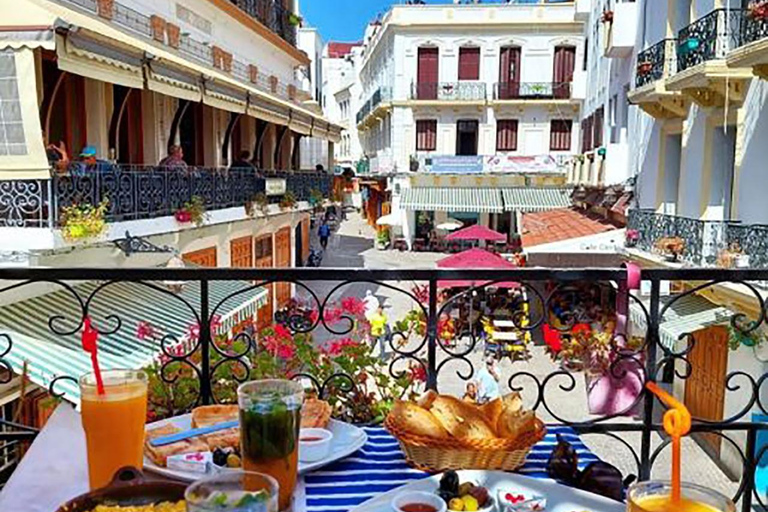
299;428;333;463
391;491;448;512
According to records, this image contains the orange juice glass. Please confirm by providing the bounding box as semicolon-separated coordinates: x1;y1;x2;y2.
627;481;735;512
80;369;148;490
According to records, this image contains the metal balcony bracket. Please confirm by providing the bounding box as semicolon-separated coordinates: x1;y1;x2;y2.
113;231;175;257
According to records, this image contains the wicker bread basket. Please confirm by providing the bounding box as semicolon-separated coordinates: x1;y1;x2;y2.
384;414;546;472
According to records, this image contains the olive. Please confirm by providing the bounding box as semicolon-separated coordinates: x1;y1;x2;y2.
226;453;241;468
437;489;456;504
212;448;227;467
440;470;460;495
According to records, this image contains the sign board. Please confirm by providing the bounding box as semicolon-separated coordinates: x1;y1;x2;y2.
265;178;287;196
429;156;484;174
484;155;561;174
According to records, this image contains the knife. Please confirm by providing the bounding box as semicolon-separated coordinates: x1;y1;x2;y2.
149;420;239;447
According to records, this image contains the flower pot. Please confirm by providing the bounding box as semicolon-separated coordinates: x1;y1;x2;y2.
735;254;751;268
637;62;652;75
625;239;638;248
585;358;645;417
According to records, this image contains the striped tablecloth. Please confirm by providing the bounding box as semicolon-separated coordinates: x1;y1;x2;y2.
304;426;600;512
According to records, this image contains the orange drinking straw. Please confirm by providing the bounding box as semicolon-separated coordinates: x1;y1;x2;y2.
646;382;691;504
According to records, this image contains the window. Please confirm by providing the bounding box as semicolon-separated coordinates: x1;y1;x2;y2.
416;120;437;151
583;38;589;71
549;120;572;151
458;47;480;81
594;106;604;148
496;120;518;152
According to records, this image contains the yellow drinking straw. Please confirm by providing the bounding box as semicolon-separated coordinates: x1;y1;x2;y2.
646;382;692;504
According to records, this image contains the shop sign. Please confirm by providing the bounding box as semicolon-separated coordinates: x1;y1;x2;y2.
428;155;484;174
265;178;287;196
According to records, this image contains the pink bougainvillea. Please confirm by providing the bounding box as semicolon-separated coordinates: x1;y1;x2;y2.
136;321;157;341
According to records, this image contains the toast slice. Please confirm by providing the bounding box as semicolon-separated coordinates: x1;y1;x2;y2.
144;424;209;467
191;405;238;428
301;398;332;429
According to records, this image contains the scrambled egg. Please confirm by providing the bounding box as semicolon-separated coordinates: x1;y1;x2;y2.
90;502;186;512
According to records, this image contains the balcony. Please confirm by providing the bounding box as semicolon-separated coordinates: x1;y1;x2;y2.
3;265;768;505
0;166;332;230
229;0;298;47
667;8;752;107
627;209;768;269
727;2;768;79
410;82;486;102
628;39;688;119
357;87;393;128
492;82;574;102
602;1;638;58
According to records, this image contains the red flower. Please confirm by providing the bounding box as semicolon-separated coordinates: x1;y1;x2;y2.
136;321;156;341
341;296;366;318
326;337;358;356
324;306;342;325
408;365;427;383
277;343;296;359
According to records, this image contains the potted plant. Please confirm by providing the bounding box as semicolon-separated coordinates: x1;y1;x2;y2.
245;192;270;217
376;229;390;250
60;198;109;242
637;61;653;75
279;190;298;210
717;242;750;268
288;13;303;26
175;196;208;227
729;324;767;351
601;10;614;23
409;155;420;173
654;236;685;262
309;189;324;211
625;229;640;248
748;1;768;20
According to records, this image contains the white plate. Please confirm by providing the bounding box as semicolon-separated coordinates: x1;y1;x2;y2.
143;415;367;482
348;470;625;512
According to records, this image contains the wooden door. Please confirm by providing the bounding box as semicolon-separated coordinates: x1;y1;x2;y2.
274;227;292;308
553;46;576;99
499;46;520;99
182;247;217;267
230;236;253;268
684;325;729;456
301;219;310;263
417;47;439;100
254;235;274;331
458;47;480;81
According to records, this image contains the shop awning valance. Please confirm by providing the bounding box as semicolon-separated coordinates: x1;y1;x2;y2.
146;60;203;103
630;294;732;350
400;187;504;214
248;96;291;126
0;27;54;51
0;280;268;405
289;111;313;136
0;47;51;180
311;121;330;140
55;31;144;89
501;187;574;212
203;79;248;114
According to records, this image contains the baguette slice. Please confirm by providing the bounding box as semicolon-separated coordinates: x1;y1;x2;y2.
390;401;449;439
144;424;209;467
497;409;537;442
191;405;238;428
302;398;332;429
430;395;496;441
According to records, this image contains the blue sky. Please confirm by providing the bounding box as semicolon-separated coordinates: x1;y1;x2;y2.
302;0;393;42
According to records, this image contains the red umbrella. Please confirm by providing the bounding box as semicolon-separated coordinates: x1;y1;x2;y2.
437;248;519;288
445;224;506;242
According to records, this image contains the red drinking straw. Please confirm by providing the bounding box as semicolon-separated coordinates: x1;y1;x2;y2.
81;317;105;395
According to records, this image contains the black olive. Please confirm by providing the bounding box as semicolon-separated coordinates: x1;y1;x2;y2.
439;470;460;495
437;489;456;504
212;448;227;466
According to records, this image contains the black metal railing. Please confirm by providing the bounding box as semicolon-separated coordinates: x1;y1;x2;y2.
677;8;745;72
0;166;333;228
411;81;487;101
635;39;677;88
357;87;393;124
627;209;768;268
230;0;297;47
2;266;768;510
494;81;572;100
740;3;768;47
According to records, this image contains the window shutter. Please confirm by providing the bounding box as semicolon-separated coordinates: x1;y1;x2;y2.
416;120;437;151
549;120;572;151
553;46;576;99
417;47;439;99
458;47;480;81
496;120;518;152
498;46;521;99
594;107;604;148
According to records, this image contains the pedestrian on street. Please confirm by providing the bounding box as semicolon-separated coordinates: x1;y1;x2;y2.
318;220;331;250
363;290;380;321
476;356;501;404
369;305;389;359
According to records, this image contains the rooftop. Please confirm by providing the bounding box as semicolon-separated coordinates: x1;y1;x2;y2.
521;207;623;248
326;41;362;58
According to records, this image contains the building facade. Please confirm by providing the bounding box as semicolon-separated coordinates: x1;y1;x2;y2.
354;3;585;245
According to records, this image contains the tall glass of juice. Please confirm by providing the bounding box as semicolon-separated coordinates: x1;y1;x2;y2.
238;380;303;512
80;369;148;490
627;481;735;512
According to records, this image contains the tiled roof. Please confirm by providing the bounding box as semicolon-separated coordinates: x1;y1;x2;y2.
400;187;504;213
327;42;361;58
521;207;622;248
501;187;573;212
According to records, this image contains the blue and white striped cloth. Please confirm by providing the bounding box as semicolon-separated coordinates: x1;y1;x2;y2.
304;426;600;512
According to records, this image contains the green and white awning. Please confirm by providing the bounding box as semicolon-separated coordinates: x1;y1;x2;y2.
0;280;267;404
502;187;573;212
630;294;733;350
401;187;504;213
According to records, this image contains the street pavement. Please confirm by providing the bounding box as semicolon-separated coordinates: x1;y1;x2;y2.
300;212;741;500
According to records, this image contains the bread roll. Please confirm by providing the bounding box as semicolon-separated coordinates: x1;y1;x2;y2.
390;401;449;439
430;395;496;441
417;390;439;409
192;404;238;428
497;409;537;441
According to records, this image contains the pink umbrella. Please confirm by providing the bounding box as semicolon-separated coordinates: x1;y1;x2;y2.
445;224;506;242
436;248;519;289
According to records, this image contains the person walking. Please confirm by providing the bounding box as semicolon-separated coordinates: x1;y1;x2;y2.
318;221;331;250
475;356;501;404
363;290;380;321
369;306;389;359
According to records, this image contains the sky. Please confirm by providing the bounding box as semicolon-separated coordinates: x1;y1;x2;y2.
302;0;393;42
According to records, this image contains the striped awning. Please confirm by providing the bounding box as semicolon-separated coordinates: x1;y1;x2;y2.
400;187;504;213
502;187;574;212
0;280;267;405
630;294;733;350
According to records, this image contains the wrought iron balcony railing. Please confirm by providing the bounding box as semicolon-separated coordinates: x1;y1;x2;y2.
627;209;768;268
493;82;572;100
357;87;393;124
676;8;745;72
2;265;768;507
229;0;297;47
635;39;677;88
411;81;487;101
740;4;768;47
0;166;332;228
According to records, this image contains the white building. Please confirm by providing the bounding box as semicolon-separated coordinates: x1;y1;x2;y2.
355;2;585;245
298;26;331;169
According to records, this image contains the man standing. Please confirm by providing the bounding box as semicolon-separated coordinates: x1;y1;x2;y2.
476;357;501;404
230;150;256;171
369;306;389;359
318;221;331;250
159;145;188;170
363;290;380;321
